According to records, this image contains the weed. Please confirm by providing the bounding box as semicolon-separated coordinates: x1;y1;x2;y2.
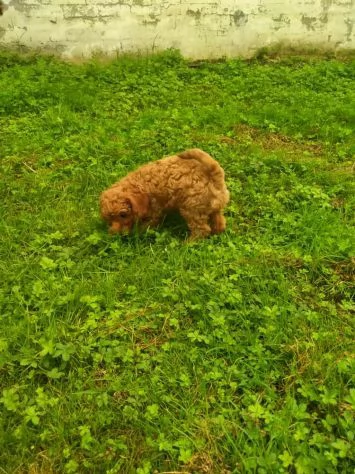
0;49;354;473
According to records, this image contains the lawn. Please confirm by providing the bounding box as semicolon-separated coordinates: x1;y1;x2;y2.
0;49;354;473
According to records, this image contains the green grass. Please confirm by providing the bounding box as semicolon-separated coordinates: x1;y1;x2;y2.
0;49;354;473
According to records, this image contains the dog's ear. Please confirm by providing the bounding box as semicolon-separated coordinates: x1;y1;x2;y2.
126;193;150;218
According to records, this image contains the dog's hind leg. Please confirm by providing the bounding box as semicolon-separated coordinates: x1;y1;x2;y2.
210;211;226;234
180;209;211;240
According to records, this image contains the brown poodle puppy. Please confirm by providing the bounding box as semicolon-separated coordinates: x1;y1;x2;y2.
100;148;229;239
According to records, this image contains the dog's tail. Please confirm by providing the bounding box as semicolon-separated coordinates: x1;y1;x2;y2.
178;148;229;205
178;148;224;180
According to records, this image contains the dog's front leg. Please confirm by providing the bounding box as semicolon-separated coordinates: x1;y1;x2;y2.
139;214;161;231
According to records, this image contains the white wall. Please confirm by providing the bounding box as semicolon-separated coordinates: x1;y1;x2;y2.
0;0;354;58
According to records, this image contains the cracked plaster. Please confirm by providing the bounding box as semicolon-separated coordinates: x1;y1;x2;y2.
0;0;354;57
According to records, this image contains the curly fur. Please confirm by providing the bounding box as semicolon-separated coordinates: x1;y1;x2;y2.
100;148;229;239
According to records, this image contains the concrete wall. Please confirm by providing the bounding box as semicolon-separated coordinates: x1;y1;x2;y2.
0;1;354;59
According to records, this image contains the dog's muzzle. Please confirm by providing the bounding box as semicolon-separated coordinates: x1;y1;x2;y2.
109;222;131;235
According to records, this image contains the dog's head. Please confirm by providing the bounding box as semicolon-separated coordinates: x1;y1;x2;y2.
100;188;149;234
